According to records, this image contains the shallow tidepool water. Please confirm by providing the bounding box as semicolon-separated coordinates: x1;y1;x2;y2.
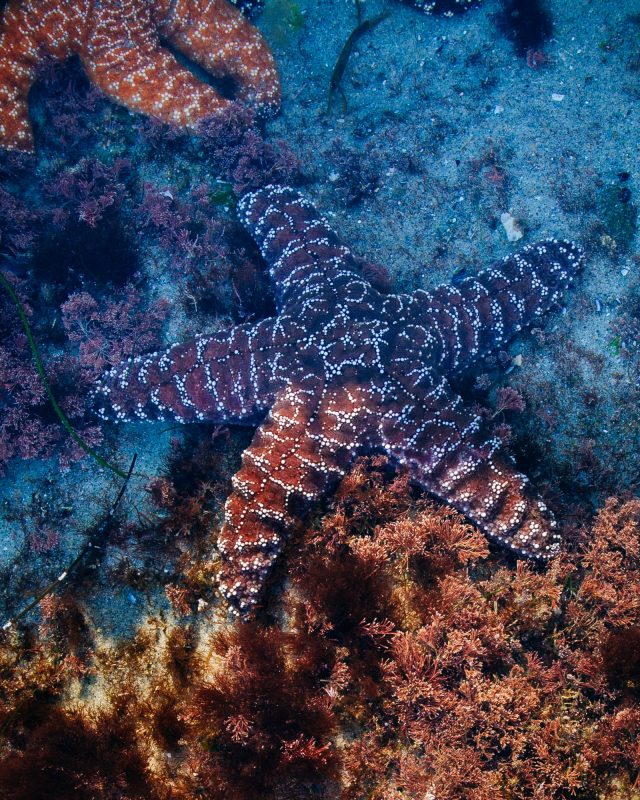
0;1;640;796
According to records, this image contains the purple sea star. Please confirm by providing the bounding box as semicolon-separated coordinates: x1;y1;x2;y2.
92;185;584;616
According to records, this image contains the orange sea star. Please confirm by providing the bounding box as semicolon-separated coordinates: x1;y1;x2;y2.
0;0;281;151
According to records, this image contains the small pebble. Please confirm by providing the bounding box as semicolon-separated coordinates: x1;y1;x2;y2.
551;93;565;102
500;211;524;242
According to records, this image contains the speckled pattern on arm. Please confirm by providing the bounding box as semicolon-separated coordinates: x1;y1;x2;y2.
405;240;582;374
92;185;584;617
0;0;280;151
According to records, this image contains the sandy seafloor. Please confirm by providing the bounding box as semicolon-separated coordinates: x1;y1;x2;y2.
1;0;639;635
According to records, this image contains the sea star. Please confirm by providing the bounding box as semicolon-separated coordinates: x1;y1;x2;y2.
0;0;280;152
92;185;584;616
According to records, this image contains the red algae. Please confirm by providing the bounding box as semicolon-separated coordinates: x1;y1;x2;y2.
2;460;640;799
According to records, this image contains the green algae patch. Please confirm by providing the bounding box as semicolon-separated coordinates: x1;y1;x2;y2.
261;0;306;48
209;182;236;209
599;184;638;250
610;334;622;357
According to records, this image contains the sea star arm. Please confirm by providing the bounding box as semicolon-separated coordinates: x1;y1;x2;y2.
91;319;283;424
238;185;376;311
380;373;560;558
0;0;86;150
83;0;236;128
218;378;373;615
405;240;584;373
0;0;278;151
159;0;280;113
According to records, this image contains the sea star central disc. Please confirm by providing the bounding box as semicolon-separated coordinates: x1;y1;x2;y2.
92;186;584;616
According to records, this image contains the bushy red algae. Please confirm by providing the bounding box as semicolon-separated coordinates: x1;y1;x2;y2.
1;458;640;799
0;106;300;479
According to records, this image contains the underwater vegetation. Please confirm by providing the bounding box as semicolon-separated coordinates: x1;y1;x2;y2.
1;460;640;798
598;180;638;253
0;95;299;476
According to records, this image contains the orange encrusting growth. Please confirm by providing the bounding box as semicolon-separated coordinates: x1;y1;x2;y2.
0;0;280;151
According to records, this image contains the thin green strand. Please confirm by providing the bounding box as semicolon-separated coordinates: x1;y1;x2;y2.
0;270;128;479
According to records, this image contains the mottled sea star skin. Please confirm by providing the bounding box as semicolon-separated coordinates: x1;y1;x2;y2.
92;186;584;616
0;0;280;151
